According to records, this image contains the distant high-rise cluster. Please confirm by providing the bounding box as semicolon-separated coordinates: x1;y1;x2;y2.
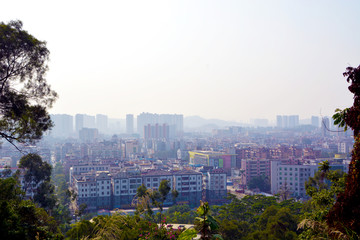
311;116;320;128
50;114;73;138
126;114;134;134
51;113;109;139
144;124;170;140
276;115;299;128
75;114;96;132
137;113;183;138
96;114;108;133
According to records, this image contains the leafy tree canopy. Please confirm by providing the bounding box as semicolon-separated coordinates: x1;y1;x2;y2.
327;65;360;237
0;20;57;147
0;177;62;239
247;175;270;193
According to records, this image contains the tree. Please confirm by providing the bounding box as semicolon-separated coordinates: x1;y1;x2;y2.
0;20;57;148
18;153;52;198
133;184;154;219
33;180;57;211
195;201;223;240
298;161;347;239
248;207;298;240
0;177;63;239
247;175;270;192
0;165;12;178
327;64;360;237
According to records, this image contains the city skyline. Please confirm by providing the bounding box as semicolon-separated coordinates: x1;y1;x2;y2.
2;1;360;121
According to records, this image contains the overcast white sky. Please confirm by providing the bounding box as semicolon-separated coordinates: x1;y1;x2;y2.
3;0;360;122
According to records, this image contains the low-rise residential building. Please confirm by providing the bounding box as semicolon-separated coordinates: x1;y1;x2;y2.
70;164;110;184
74;171;112;210
72;169;205;210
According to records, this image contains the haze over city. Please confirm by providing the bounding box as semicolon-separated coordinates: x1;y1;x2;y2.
2;0;360;122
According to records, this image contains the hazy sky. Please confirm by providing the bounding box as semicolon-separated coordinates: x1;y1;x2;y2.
3;0;360;122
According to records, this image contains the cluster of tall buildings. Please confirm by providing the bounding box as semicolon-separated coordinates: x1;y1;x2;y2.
51;114;108;139
137;113;183;138
276;115;300;128
50;113;184;141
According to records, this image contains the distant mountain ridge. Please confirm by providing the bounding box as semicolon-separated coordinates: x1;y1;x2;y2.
184;116;243;132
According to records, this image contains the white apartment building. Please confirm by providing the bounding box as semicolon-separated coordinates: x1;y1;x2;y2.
173;170;202;206
112;172;143;208
173;170;202;193
72;169;206;210
142;170;173;190
70;164;110;184
271;161;318;198
203;168;227;204
73;171;112;210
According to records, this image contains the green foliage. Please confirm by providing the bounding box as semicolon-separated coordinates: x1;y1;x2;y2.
19;153;57;211
212;194;304;239
19;153;52;189
299;162;347;239
0;165;12;178
247;207;298;240
219;220;250;240
214;194;278;224
195;201;222;240
333;108;349;131
327;63;360;237
159;179;171;203
164;204;196;224
138;219;183;240
33;180;57;210
134;180;173;224
51;162;73;233
0;20;57;146
177;228;198;240
0;177;63;239
66;213;179;240
247;175;270;192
